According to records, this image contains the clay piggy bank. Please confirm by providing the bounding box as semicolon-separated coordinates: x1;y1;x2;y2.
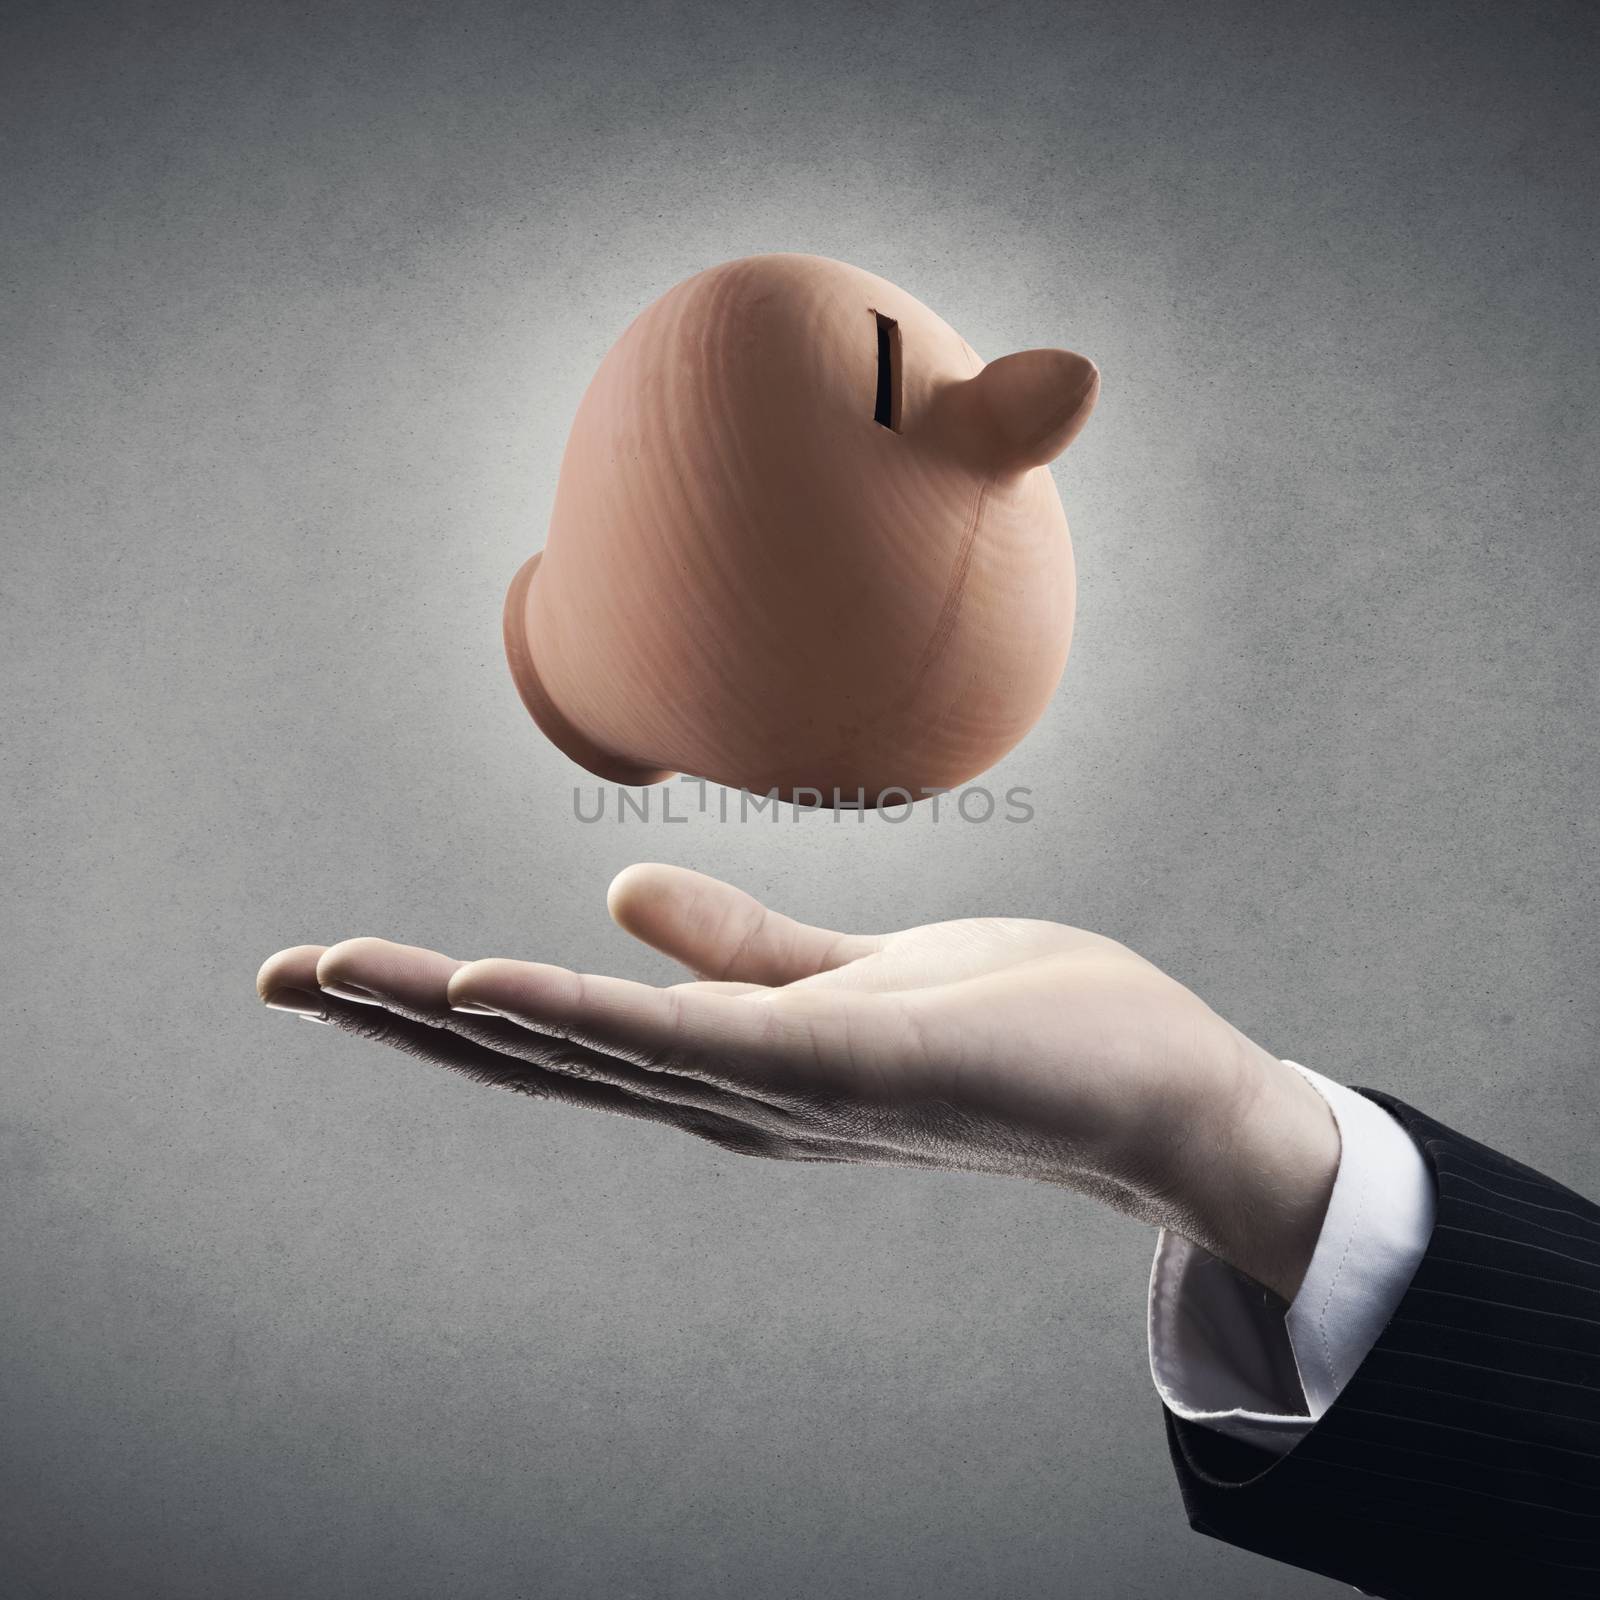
503;253;1098;806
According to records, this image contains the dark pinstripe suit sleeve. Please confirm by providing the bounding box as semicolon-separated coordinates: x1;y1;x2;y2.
1163;1090;1600;1599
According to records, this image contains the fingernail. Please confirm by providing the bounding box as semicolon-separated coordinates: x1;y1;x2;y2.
319;980;382;1005
264;987;329;1022
449;1001;503;1016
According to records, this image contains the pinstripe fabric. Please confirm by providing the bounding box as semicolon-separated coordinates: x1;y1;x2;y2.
1165;1090;1600;1599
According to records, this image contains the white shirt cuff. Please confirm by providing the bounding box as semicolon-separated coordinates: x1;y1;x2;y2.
1147;1063;1436;1457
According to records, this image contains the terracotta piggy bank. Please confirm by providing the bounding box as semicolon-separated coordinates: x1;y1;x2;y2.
503;252;1097;806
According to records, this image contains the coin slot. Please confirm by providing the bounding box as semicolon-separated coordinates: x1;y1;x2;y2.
872;312;901;431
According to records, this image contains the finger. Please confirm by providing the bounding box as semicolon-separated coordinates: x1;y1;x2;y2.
259;981;774;1140
257;944;329;1001
606;863;882;984
447;958;882;1102
316;938;787;1128
262;983;877;1163
264;983;942;1169
316;936;466;1009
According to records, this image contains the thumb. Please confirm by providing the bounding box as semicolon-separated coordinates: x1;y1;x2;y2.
606;863;881;985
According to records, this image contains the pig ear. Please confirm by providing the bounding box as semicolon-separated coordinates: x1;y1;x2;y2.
939;349;1099;475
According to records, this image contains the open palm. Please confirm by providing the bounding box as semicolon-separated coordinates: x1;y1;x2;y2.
258;864;1335;1297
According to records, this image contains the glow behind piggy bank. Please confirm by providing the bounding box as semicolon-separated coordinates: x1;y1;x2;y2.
503;252;1098;806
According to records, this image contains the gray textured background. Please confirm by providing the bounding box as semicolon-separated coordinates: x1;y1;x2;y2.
4;2;1597;1596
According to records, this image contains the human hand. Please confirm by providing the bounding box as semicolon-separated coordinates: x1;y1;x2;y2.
257;865;1338;1299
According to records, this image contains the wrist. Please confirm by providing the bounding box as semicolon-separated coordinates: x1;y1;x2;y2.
1172;1035;1341;1301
